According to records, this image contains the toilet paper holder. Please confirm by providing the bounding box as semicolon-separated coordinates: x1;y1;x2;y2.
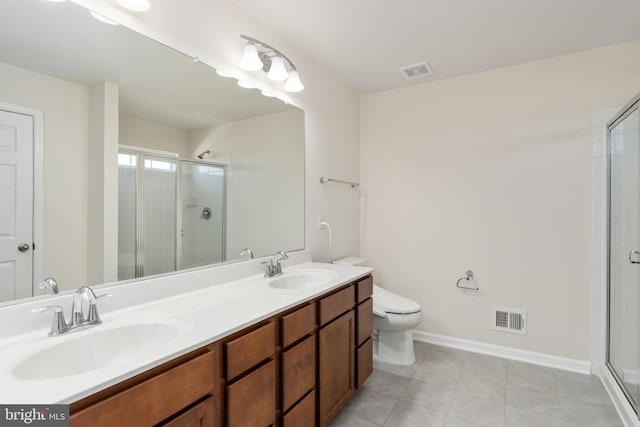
456;270;479;291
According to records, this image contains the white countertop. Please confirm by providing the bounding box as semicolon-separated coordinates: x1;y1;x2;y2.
0;259;372;404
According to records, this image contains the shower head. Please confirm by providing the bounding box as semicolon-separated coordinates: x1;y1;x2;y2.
197;150;210;159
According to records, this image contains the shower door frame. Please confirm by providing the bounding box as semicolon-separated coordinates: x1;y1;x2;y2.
118;147;228;278
606;91;640;418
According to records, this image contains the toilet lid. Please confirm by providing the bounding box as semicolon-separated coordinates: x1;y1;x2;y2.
373;285;421;315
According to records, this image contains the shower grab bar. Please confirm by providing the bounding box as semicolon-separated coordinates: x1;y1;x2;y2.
319;177;359;188
456;270;479;291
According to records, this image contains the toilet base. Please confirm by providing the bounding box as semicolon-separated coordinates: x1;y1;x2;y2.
375;329;416;366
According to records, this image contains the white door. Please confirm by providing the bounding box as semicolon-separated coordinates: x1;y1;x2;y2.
0;109;33;302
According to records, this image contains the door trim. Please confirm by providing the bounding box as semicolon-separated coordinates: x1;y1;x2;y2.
0;101;44;296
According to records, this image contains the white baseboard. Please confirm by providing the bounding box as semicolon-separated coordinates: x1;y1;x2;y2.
601;365;640;427
412;330;591;374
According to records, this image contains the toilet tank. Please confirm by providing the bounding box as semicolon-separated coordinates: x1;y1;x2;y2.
332;257;367;267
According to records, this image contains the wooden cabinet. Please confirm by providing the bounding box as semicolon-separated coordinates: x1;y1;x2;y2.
318;310;355;426
223;322;276;427
355;276;374;389
160;397;215;427
226;360;276;427
70;350;215;427
280;303;316;424
282;390;315;427
69;274;373;427
224;322;275;381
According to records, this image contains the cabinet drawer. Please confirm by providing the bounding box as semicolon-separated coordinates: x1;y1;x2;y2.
356;298;373;346
356;276;373;303
282;390;315;427
159;396;214;427
225;322;275;380
70;351;214;427
227;360;276;427
281;303;316;348
319;285;354;326
281;335;315;412
356;338;373;389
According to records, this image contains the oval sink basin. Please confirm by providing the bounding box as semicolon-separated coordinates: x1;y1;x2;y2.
268;270;338;289
12;322;179;380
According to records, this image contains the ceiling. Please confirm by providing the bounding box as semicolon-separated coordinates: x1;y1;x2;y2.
232;0;640;94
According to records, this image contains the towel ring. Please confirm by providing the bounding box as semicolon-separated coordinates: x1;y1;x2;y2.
456;270;479;291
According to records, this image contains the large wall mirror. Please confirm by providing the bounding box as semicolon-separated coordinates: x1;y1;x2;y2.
0;0;305;303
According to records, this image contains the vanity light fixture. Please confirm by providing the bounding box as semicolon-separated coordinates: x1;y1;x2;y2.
260;90;275;98
240;34;304;93
237;80;254;89
115;0;151;12
216;69;232;78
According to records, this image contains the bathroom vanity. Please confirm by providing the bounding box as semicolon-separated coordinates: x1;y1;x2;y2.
0;256;373;427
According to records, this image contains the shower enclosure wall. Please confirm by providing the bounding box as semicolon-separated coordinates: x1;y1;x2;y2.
117;148;226;280
608;92;640;419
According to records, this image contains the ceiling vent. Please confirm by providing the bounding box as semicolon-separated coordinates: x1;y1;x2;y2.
400;62;432;80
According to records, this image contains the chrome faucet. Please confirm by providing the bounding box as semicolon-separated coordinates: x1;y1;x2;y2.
261;251;289;278
39;277;59;295
32;286;111;336
240;248;254;259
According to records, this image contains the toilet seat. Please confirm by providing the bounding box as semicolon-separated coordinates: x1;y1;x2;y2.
373;285;421;316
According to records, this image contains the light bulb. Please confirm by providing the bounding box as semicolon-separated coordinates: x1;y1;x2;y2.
267;56;289;81
240;43;263;71
115;0;151;12
284;70;304;92
237;80;255;89
90;11;120;25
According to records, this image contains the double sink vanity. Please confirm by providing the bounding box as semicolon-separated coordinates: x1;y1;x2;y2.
0;251;374;426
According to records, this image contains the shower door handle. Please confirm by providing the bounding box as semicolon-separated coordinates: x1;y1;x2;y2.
629;250;640;264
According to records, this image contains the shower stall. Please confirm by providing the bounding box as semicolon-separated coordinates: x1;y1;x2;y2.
607;92;640;418
117;147;226;280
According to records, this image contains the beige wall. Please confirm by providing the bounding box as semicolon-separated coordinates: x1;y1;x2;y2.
0;61;89;292
74;0;361;263
190;109;305;258
360;41;640;361
119;115;190;158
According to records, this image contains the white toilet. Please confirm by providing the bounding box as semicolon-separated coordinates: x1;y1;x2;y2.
333;257;423;365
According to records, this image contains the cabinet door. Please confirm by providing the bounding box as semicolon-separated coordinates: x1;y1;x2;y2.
281;335;315;412
226;360;276;427
282;390;315;427
356;298;373;347
161;397;215;427
318;311;354;425
356;338;373;389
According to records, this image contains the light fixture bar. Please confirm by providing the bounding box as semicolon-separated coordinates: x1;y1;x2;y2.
240;34;298;72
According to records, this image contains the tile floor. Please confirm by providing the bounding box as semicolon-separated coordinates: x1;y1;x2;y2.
330;342;624;427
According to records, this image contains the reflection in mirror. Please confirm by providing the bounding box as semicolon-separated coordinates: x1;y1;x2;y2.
0;0;304;303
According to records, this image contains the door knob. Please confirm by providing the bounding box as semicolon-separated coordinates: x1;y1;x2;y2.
17;243;30;252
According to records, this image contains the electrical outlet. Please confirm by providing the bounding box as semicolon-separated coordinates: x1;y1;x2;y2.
317;213;326;229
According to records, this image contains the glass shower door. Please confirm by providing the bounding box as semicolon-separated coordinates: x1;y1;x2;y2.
179;161;225;269
608;99;640;416
142;155;177;276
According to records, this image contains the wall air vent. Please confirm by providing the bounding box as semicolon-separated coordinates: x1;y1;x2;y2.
400;62;432;79
492;306;527;335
